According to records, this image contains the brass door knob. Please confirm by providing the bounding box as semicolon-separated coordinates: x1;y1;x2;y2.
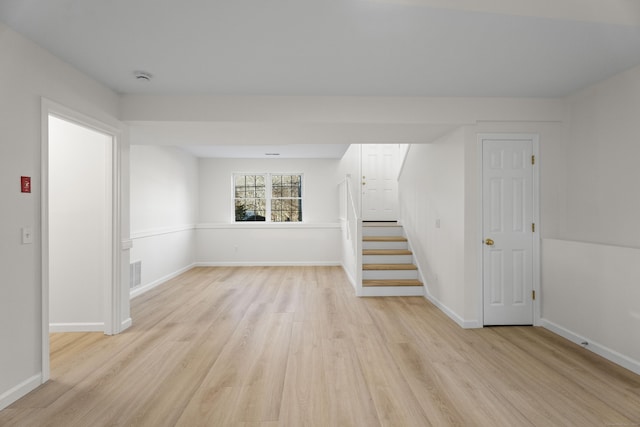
484;238;495;246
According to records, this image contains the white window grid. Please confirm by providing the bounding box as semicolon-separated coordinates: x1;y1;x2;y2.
232;173;304;223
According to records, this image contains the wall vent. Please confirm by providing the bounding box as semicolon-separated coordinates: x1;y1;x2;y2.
130;261;141;289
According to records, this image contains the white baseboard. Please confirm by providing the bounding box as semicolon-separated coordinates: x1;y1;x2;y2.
195;261;341;267
541;318;640;376
121;317;132;331
340;263;359;292
422;288;481;329
0;374;41;411
49;322;104;333
130;263;196;299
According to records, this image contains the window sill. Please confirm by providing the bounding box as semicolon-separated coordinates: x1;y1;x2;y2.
196;222;340;230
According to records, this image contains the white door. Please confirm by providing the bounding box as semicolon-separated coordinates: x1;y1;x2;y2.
361;144;399;221
482;138;535;325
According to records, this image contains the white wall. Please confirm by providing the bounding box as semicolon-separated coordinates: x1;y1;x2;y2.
49;116;111;331
541;64;640;373
398;129;467;324
336;144;362;212
563;65;640;246
199;158;339;223
130;146;198;295
542;239;640;374
0;23;126;409
197;158;341;265
336;144;363;285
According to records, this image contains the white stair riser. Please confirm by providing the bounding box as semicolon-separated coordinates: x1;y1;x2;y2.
363;254;413;264
360;286;425;297
362;241;408;250
362;227;404;237
363;269;418;280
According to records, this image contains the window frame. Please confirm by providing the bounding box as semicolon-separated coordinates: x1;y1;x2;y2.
232;172;304;223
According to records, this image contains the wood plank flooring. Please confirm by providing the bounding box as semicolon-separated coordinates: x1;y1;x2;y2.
2;266;640;426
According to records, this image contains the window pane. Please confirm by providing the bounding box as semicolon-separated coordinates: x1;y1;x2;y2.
235;199;265;221
272;175;282;197
234;174;267;222
271;199;301;222
235;173;300;222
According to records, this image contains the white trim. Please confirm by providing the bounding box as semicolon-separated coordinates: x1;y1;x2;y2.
41;98;124;382
360;286;425;297
231;172;305;223
40;100;50;382
49;323;105;333
196;222;340;230
121;317;132;330
423;289;481;329
0;374;42;411
196;261;341;267
541;319;640;376
121;239;133;250
397;144;412;181
131;224;195;240
130;263;196;299
477;133;540;327
403;226;480;328
340;262;359;293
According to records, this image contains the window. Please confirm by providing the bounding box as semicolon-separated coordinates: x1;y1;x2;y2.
234;173;303;222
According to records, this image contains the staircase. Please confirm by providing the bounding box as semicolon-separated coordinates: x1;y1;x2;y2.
361;222;425;297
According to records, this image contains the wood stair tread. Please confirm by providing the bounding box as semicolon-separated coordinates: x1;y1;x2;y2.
363;279;423;287
363;249;412;255
363;264;417;270
362;236;407;242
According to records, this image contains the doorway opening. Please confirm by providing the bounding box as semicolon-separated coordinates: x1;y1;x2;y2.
41;100;122;382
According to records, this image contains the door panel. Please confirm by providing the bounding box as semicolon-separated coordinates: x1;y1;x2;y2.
362;144;399;221
483;139;534;325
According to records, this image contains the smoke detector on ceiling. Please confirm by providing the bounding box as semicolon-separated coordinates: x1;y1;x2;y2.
133;71;152;81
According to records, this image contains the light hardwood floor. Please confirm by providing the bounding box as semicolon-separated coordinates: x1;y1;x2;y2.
2;266;640;426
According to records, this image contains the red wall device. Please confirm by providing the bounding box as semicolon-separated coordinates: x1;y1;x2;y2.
21;176;31;193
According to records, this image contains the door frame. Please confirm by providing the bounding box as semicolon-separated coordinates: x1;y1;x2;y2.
477;133;540;327
41;98;123;381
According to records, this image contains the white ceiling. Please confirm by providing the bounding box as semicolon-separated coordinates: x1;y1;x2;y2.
2;0;640;156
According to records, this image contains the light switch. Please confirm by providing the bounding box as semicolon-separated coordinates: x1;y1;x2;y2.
22;227;33;244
